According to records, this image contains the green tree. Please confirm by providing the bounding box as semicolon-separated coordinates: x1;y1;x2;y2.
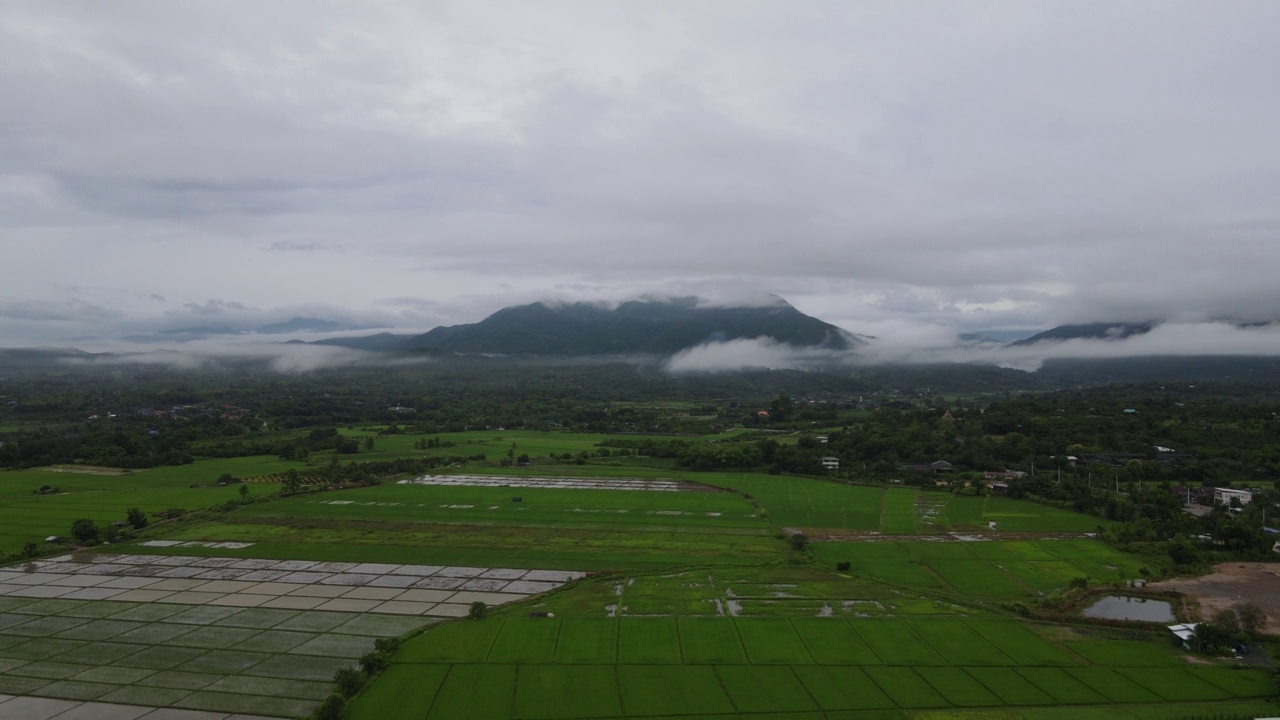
768;393;794;422
126;507;148;529
333;666;364;698
70;518;99;545
468;601;487;619
238;484;250;499
313;693;345;720
1236;603;1267;638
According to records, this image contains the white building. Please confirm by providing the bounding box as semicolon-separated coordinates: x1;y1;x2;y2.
1213;487;1252;507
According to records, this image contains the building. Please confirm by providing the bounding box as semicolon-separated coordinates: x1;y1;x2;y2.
984;470;1027;480
1168;623;1198;649
1213;487;1252;507
820;457;839;471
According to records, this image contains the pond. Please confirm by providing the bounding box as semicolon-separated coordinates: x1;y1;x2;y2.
1081;595;1175;623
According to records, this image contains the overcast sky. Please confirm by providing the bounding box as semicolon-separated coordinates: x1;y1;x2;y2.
3;1;1279;351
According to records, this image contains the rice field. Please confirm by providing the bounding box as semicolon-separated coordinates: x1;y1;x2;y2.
812;539;1145;599
687;473;1103;533
0;594;428;717
345;615;1274;719
1;449;1264;719
0;457;290;554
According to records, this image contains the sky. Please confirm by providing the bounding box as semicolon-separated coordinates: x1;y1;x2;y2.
3;1;1280;359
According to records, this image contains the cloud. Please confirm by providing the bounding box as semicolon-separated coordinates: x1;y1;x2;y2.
854;321;1280;371
667;337;847;373
266;241;345;252
667;320;1280;374
1;2;1278;347
0;298;119;322
177;299;253;316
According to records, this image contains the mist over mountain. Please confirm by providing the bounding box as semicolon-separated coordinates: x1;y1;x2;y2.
389;296;864;356
123;317;387;344
1009;322;1156;346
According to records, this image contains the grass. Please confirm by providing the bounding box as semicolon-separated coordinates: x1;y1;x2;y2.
677;618;746;664
4;450;1270;720
345;574;1280;719
126;479;789;571
880;487;920;534
812;539;1143;602
0;457;290;554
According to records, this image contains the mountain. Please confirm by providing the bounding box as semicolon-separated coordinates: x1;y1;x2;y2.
396;296;863;355
1010;322;1156;346
123;317;387;344
159;326;240;336
255;317;387;334
294;332;420;351
123;326;242;343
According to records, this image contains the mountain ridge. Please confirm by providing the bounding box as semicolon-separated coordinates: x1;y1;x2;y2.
392;296;864;355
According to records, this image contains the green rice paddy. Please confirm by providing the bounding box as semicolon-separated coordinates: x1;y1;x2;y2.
346;614;1274;719
0;457;289;554
0;429;1269;719
812;540;1145;600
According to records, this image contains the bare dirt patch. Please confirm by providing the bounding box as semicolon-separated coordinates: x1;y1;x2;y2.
1148;562;1280;630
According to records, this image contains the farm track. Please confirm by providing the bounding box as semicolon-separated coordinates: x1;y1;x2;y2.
790;528;1097;542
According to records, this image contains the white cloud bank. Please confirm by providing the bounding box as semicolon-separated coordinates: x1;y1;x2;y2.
666;321;1280;373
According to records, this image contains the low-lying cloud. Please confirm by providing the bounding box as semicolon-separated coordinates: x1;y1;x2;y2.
666;337;848;373
666;321;1280;373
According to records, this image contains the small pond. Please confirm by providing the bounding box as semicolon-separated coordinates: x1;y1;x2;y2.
1081;595;1175;623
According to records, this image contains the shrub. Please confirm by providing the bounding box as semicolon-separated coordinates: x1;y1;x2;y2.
469;601;487;620
313;693;346;720
333;666;364;698
836;561;851;571
126;507;148;529
70;518;99;545
358;651;388;674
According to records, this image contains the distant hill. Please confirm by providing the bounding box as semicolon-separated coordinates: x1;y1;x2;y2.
255;317;387;335
124;317;386;343
396;296;864;355
296;333;420;351
1010;322;1156;346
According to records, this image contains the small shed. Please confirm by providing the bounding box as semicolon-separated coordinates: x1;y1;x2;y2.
1168;622;1198;649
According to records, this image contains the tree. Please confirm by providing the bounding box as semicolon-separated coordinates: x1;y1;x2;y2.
313;693;345;720
70;518;99;545
126;507;148;529
1236;603;1267;638
468;601;487;619
283;469;302;494
768;393;794;422
333;666;364;698
1212;607;1240;636
238;484;250;499
1167;535;1199;566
